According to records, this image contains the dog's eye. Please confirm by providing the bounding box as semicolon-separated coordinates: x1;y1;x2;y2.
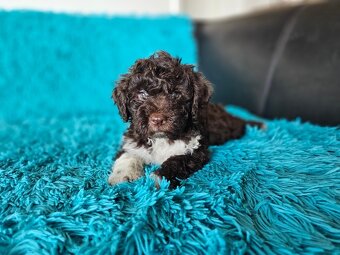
138;90;149;100
171;91;181;99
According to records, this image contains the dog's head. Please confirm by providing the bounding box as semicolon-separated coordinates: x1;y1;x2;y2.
113;51;212;139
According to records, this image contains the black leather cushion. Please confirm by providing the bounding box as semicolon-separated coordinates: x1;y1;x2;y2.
195;1;340;126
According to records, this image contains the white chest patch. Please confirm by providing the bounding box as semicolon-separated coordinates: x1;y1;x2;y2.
122;135;201;165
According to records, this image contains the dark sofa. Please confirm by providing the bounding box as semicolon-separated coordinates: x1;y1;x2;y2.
195;1;340;126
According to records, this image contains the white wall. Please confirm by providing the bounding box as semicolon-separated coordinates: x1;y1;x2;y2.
0;0;179;15
181;0;323;20
0;0;319;19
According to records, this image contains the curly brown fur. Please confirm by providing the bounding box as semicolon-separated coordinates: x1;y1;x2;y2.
108;51;263;188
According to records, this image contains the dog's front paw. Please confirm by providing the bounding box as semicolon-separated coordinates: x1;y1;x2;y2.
108;153;144;185
108;170;135;185
151;169;180;189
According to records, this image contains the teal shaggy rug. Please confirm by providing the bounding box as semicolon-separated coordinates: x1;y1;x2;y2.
0;11;339;255
1;108;339;254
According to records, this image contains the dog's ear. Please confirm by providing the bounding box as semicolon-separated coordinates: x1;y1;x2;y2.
191;72;213;123
112;76;130;122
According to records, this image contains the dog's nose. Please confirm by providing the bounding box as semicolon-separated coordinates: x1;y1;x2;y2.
150;113;166;126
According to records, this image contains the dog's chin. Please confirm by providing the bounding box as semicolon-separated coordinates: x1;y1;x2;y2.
149;132;168;139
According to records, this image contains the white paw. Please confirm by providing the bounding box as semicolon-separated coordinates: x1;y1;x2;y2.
108;153;144;185
108;168;142;185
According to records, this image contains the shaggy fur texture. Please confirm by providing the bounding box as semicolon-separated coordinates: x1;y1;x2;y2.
0;11;195;121
1;10;339;255
109;52;262;188
1;107;339;254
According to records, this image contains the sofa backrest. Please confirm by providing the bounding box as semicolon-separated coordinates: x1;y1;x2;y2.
195;1;340;126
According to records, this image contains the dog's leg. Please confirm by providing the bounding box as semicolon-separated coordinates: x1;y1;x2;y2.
223;114;264;139
208;103;264;145
151;148;209;188
108;152;144;185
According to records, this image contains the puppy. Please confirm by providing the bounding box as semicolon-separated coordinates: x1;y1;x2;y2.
108;51;262;188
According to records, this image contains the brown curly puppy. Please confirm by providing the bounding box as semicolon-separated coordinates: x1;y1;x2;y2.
108;51;262;188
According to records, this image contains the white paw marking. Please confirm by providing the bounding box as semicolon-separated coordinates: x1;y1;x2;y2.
108;153;144;185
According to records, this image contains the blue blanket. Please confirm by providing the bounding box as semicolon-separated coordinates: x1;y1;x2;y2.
0;11;339;255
